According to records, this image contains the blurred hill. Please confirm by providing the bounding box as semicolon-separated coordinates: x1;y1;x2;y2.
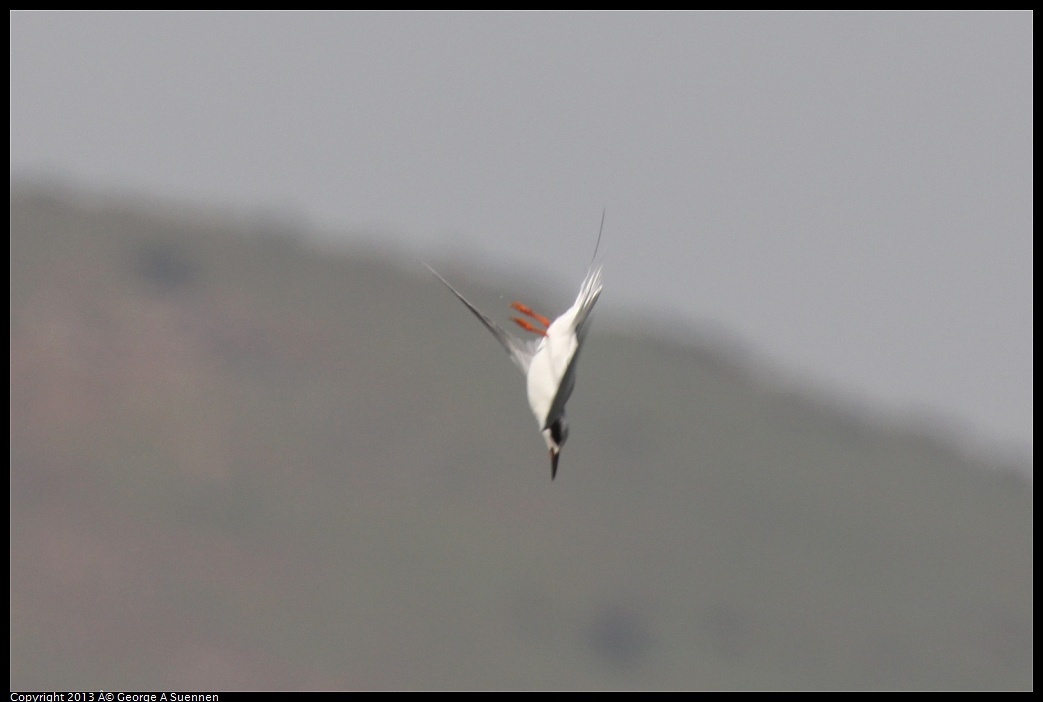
9;185;1032;689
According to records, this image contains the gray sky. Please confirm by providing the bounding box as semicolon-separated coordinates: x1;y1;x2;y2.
10;11;1032;458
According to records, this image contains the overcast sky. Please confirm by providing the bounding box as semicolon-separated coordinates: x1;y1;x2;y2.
10;11;1033;459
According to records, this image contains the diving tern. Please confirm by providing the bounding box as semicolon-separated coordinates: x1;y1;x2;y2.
424;222;604;479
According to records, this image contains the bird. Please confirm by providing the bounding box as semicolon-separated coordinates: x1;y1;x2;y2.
423;227;603;479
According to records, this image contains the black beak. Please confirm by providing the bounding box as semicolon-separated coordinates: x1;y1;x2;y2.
550;449;559;480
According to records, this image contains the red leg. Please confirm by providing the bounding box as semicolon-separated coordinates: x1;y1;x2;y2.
510;301;551;328
511;317;548;337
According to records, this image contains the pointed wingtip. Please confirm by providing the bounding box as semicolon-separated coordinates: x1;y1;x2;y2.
550;450;559;480
592;208;606;263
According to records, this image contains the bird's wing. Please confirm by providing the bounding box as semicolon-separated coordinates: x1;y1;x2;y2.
541;264;603;428
569;264;603;340
548;263;603;382
423;262;537;374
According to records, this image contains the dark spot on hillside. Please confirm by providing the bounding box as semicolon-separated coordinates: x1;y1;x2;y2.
134;240;198;293
584;604;653;669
